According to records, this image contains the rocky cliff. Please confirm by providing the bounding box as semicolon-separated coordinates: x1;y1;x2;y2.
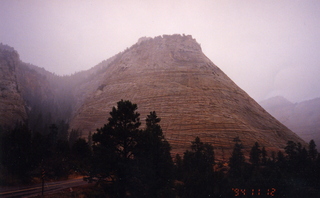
1;35;306;159
68;34;305;158
0;43;74;132
0;44;27;128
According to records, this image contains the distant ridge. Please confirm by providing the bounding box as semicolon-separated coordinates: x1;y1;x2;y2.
260;96;320;148
260;96;293;108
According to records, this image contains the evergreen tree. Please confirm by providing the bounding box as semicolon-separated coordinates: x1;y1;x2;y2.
284;141;299;174
1;123;33;183
71;138;92;175
249;142;261;166
87;131;92;148
57;120;69;141
134;111;174;197
48;124;58;147
306;140;319;187
174;154;183;181
297;147;308;177
285;141;298;161
271;151;276;163
261;147;268;165
181;137;215;198
182;137;215;175
68;129;81;146
308;139;318;161
30;131;49;174
229;137;245;177
276;150;286;169
315;154;320;185
89;100;141;197
49;139;70;179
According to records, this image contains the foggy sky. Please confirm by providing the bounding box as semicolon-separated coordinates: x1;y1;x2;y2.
1;0;320;103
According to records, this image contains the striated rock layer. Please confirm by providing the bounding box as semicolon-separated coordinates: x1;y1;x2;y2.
70;34;305;159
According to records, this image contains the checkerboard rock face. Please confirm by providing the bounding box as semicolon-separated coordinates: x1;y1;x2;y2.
70;34;305;160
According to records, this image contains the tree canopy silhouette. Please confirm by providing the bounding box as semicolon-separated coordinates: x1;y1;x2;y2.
134;111;174;197
88;100;174;197
229;137;245;177
89;100;141;197
180;137;215;198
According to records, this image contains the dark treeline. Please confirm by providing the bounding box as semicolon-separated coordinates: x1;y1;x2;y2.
1;100;320;198
0;121;89;185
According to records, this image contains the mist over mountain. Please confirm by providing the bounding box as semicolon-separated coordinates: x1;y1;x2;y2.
0;44;27;127
260;96;320;147
0;35;306;159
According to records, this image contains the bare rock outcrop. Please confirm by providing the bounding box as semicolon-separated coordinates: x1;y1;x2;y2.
0;35;306;160
0;43;73;131
69;34;305;159
0;44;27;128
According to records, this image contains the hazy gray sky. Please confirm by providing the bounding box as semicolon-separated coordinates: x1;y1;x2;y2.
1;0;320;103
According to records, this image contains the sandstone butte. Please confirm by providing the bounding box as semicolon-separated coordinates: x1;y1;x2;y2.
69;34;305;160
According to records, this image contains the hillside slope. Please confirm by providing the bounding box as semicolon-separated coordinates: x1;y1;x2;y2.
69;35;305;158
0;36;306;159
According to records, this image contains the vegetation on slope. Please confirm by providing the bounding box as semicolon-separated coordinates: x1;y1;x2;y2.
1;100;320;197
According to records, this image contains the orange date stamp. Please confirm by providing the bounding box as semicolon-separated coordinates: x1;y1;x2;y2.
232;188;276;197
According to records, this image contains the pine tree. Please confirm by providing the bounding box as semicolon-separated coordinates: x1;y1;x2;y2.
174;154;183;180
285;141;300;173
87;131;92;148
1;123;33;183
89;100;141;197
229;137;245;177
134;111;174;197
285;141;298;161
182;137;215;198
71;138;92;175
276;151;286;168
249;142;261;166
308;139;318;161
261;147;268;165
